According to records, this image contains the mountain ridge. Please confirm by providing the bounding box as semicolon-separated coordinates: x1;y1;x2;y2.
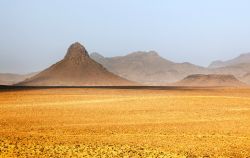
209;52;250;68
90;51;208;85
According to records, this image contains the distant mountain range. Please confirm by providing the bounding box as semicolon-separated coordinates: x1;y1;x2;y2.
0;72;37;85
90;51;208;85
209;52;250;68
90;51;250;85
208;53;250;84
1;45;250;86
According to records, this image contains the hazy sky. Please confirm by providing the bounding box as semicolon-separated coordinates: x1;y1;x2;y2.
1;0;250;74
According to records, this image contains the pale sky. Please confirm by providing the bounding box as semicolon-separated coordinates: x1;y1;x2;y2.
1;0;250;74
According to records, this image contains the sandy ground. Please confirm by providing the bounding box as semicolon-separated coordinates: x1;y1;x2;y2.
0;87;250;157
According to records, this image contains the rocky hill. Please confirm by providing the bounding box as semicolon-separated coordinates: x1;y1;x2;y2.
17;42;136;86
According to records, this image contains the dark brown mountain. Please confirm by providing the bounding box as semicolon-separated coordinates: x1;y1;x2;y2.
0;73;37;85
17;42;136;86
173;74;246;87
90;52;208;85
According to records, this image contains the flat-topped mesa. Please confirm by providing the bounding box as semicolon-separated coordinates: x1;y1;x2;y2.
64;42;90;61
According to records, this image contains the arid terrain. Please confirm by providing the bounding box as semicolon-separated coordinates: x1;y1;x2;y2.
0;87;250;157
173;74;246;87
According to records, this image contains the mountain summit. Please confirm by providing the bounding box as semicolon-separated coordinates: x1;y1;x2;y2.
17;42;135;86
64;42;89;61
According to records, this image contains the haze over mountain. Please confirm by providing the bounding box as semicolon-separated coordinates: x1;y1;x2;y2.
208;53;250;84
90;51;250;85
211;63;250;78
0;73;37;85
90;52;208;85
209;52;250;68
1;47;250;86
17;42;135;86
238;73;250;85
173;74;246;87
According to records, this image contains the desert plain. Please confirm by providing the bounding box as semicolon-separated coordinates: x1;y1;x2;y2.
0;87;250;157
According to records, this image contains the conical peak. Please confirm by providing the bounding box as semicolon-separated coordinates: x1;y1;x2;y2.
64;42;89;60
